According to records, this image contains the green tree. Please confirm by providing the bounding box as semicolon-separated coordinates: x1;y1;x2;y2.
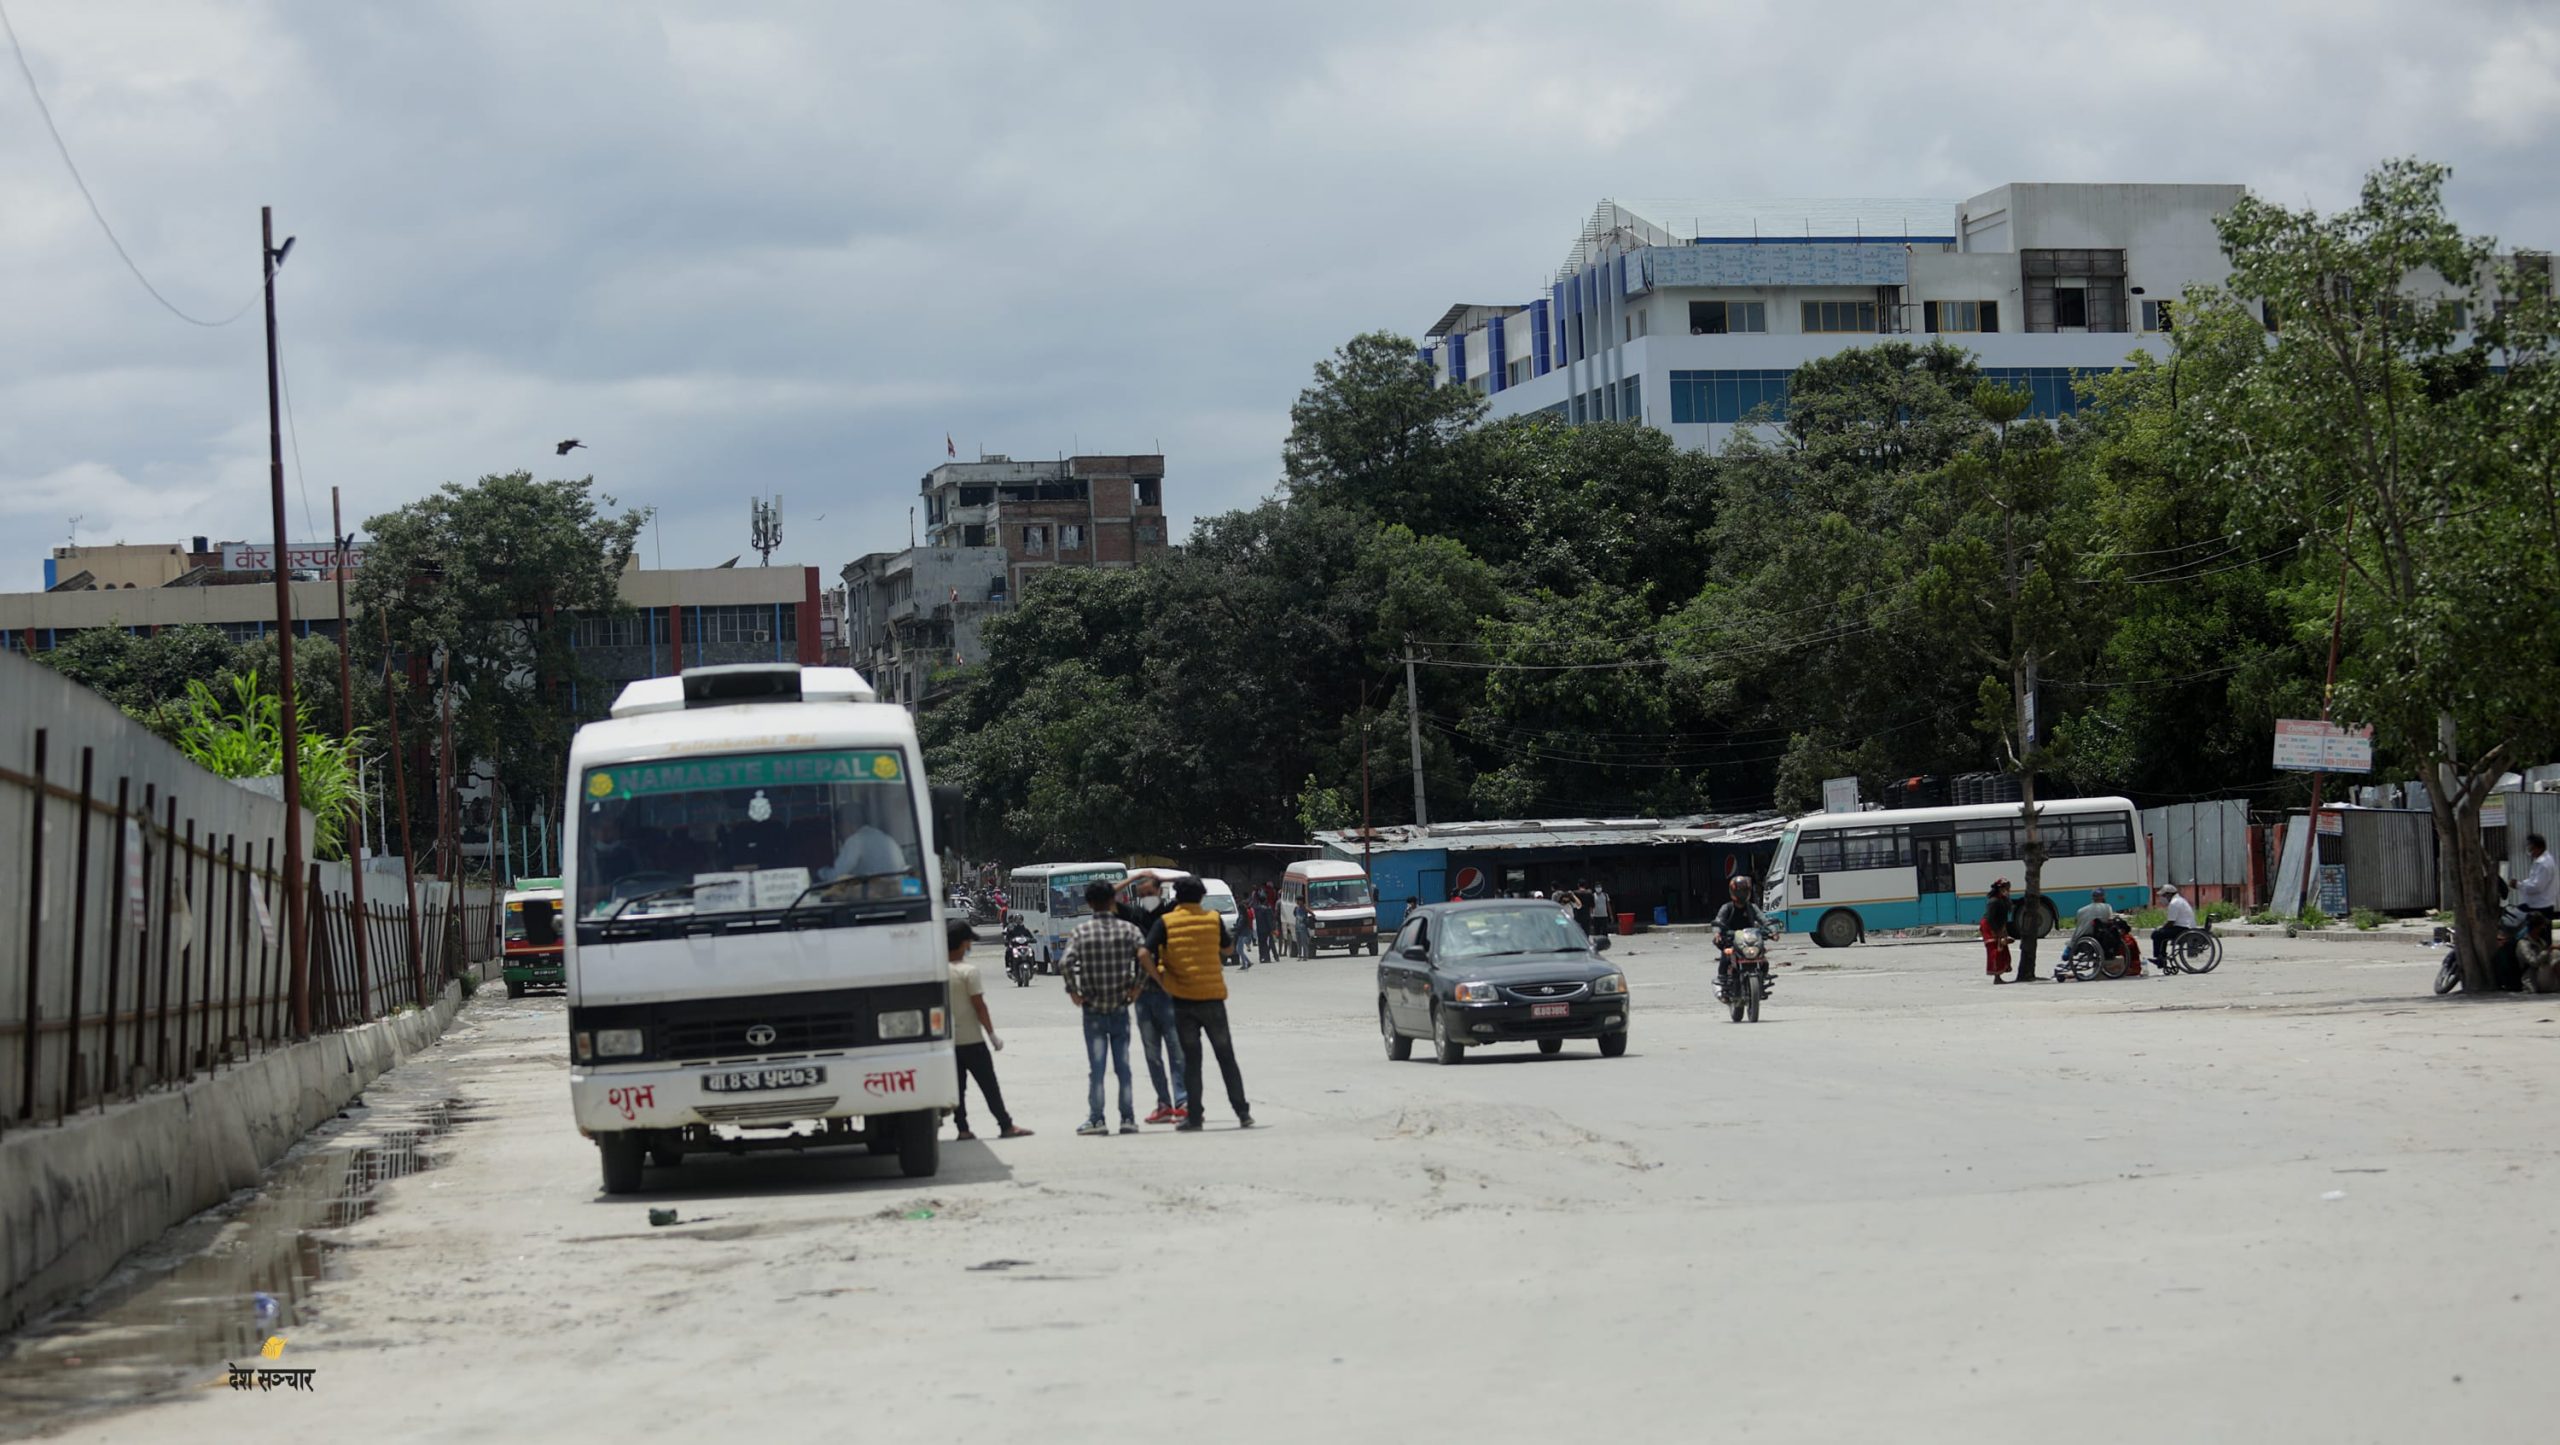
36;623;241;737
1282;331;1487;522
2194;158;2560;988
352;472;647;861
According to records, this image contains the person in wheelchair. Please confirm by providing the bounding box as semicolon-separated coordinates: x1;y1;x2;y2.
2068;889;2142;975
2150;884;2198;970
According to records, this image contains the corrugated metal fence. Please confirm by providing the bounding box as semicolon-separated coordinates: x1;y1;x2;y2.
1;651;492;1128
2140;799;2249;902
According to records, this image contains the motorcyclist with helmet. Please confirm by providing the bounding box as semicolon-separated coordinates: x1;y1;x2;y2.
1712;874;1771;1002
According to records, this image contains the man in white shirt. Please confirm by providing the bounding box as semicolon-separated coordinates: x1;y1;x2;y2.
2518;832;2555;946
2150;884;2199;969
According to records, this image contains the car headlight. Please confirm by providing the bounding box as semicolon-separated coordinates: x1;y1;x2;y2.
879;1009;925;1040
595;1027;645;1058
1451;981;1500;1004
1591;973;1626;996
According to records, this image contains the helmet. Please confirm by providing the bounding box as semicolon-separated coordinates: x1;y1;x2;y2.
1728;875;1752;900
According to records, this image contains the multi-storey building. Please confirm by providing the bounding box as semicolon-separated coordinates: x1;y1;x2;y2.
845;452;1171;708
1425;183;2271;450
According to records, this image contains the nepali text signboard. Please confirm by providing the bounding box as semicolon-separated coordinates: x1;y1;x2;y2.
2272;720;2373;773
221;541;366;573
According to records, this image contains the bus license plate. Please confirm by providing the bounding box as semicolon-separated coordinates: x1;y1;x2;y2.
1530;1003;1570;1019
703;1066;825;1093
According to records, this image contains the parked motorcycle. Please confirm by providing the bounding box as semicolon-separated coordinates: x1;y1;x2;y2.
2433;906;2554;994
1720;927;1772;1024
1004;935;1038;988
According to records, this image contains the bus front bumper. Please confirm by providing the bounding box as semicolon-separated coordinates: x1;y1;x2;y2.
570;1041;957;1133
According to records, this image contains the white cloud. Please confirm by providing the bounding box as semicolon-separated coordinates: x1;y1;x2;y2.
1;0;2555;589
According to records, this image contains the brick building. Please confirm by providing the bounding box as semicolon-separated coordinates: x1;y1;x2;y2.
844;452;1171;708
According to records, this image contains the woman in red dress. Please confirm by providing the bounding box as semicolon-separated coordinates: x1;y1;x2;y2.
1980;878;2015;984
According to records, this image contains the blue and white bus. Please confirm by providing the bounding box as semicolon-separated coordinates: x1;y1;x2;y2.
1763;797;2149;949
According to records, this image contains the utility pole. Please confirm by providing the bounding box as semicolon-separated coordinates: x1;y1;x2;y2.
331;488;371;1015
261;206;310;1035
378;613;425;1003
1403;643;1429;827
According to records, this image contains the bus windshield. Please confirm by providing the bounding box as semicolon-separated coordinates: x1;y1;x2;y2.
575;748;925;928
1039;870;1122;919
1307;879;1372;910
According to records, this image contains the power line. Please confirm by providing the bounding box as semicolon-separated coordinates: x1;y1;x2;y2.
0;0;254;327
279;339;317;536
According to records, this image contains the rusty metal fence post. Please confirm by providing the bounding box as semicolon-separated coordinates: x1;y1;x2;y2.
18;729;47;1121
63;746;96;1117
101;773;129;1113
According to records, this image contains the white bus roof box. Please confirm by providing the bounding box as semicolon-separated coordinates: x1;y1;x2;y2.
609;663;877;719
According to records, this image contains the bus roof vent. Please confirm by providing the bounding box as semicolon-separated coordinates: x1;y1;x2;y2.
610;664;877;718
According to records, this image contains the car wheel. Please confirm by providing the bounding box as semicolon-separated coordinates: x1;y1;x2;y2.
597;1132;645;1195
1815;910;1860;949
1431;1006;1467;1065
1380;999;1412;1061
1598;1030;1628;1058
1537;1038;1563;1056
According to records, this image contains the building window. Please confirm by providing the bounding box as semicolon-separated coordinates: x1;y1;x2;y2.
2441;300;2471;330
1136;523;1161;544
2140;299;2174;333
2053;286;2089;329
962;524;990;546
1800;300;1878;333
1668;370;1793;424
1508;356;1532;387
1136;478;1162;507
1619;377;1640;422
957;485;994;507
1978;366;2131;419
694;604;789;646
1021;525;1049;555
1058;524;1087;550
1924;300;1998;334
1688;300;1767;334
571;612;644;648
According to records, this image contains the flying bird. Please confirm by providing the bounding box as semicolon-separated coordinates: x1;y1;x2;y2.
555;439;586;455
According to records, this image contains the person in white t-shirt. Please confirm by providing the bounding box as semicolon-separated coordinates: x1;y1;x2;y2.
946;919;1032;1142
2518;833;2555;947
2150;884;2199;968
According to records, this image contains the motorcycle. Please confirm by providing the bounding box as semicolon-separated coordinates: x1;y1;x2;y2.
1004;934;1038;988
1719;927;1772;1024
2433;906;2554;995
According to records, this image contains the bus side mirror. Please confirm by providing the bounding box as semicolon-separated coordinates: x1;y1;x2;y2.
930;785;965;854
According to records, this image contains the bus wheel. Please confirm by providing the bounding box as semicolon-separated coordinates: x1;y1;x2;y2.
1815;910;1860;949
505;978;526;999
896;1110;941;1179
597;1132;645;1195
2021;899;2058;939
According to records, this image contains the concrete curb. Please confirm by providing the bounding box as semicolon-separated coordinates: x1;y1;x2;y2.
0;982;468;1334
2215;924;2441;949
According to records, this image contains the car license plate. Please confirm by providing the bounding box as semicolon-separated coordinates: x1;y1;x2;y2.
1530;1003;1570;1019
703;1065;825;1093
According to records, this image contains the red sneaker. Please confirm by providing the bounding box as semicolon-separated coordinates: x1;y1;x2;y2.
1144;1105;1176;1125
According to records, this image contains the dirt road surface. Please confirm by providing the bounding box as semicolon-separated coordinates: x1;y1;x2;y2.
20;929;2560;1442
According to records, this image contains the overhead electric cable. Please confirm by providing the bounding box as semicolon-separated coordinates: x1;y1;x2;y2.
1;0;255;327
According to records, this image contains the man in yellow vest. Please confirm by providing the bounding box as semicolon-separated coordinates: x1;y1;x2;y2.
1140;877;1252;1131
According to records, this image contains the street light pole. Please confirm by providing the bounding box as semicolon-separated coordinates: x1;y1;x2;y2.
261;205;309;1035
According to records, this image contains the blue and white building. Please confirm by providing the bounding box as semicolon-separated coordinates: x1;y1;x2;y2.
1424;183;2250;449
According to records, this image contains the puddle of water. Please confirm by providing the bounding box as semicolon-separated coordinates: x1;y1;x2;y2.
0;1078;476;1436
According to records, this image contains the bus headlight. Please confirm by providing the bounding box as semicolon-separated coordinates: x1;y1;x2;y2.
595;1028;645;1058
879;1010;925;1040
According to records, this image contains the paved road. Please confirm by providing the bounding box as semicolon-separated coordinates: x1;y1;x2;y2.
32;928;2560;1442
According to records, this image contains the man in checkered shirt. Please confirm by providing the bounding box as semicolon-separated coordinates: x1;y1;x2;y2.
1059;880;1145;1135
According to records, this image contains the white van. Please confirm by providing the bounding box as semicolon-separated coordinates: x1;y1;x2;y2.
1007;861;1129;970
564;664;959;1194
1281;859;1378;957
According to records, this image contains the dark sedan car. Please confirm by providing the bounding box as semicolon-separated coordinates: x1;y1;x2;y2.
1377;901;1629;1064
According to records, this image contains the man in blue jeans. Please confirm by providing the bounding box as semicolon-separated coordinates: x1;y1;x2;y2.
1117;875;1188;1124
1060;880;1144;1135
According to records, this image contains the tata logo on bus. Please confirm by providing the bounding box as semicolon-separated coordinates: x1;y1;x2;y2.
1452;867;1488;898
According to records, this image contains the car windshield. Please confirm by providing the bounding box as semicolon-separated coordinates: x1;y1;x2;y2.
1307;879;1371;910
1438;906;1588;960
575;748;925;927
505;897;561;945
1204;892;1238;914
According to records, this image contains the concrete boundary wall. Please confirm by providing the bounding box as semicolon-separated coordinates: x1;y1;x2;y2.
0;981;465;1334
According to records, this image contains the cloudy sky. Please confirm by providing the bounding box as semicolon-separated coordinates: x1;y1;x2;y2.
4;0;2557;589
